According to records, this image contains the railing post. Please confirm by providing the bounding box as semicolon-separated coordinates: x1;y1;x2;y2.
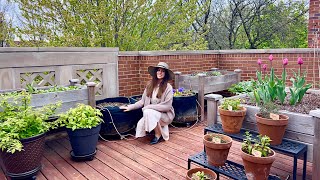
174;71;182;89
86;82;96;108
204;94;223;126
234;69;242;83
198;73;206;122
309;110;320;180
69;79;80;86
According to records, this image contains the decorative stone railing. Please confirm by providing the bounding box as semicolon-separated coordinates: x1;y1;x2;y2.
0;48;119;100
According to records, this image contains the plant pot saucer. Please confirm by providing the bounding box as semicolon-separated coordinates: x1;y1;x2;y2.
70;149;97;162
7;165;41;180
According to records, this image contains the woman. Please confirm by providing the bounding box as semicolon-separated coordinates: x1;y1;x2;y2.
120;62;175;144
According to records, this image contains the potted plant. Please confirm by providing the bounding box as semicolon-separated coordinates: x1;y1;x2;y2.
218;98;247;134
241;132;276;180
172;87;197;125
203;133;232;166
56;104;103;161
254;101;289;145
186;168;217;180
0;93;59;179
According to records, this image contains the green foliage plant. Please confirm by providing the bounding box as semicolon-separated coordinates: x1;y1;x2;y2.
289;70;312;105
220;98;243;111
0;92;60;153
241;131;272;157
191;171;210;180
0;84;80;98
228;80;257;95
56;104;103;131
258;101;279;119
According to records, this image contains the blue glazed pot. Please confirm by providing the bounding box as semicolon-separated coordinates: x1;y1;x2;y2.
67;124;101;156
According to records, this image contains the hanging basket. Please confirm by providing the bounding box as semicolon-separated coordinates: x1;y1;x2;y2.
97;97;142;138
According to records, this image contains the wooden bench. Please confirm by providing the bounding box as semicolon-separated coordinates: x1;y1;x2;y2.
204;93;320;180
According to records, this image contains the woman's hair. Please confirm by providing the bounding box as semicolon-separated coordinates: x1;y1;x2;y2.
146;68;169;98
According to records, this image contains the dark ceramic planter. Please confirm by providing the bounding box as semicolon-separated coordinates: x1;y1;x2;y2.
67;124;101;156
0;133;45;179
172;94;197;125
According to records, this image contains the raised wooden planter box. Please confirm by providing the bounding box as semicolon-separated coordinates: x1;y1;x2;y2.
174;69;241;121
0;79;96;113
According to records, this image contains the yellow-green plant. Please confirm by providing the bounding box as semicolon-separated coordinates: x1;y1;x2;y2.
242;131;272;157
0;92;60;153
56;104;103;131
220;98;242;111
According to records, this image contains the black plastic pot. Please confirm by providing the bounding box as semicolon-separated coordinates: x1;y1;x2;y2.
96;97;142;138
67;124;101;157
172;94;198;125
0;133;45;179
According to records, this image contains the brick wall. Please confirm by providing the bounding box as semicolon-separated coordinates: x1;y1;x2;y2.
119;52;219;96
118;49;319;96
308;0;320;47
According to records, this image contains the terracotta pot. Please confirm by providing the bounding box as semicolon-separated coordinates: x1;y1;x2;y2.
186;167;217;180
219;106;247;134
241;148;276;180
203;133;232;166
255;114;289;145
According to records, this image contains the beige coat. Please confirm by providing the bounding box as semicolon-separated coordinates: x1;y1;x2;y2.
127;83;175;122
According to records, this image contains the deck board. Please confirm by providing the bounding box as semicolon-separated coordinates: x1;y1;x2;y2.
0;123;313;180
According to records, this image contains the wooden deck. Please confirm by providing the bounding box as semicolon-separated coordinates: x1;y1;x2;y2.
0;123;313;180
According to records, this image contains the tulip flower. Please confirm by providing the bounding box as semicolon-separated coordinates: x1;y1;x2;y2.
257;58;262;71
268;54;273;61
297;57;303;74
283;58;288;66
269;54;273;67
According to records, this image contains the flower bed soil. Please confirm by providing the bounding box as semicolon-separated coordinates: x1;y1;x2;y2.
242;93;320;114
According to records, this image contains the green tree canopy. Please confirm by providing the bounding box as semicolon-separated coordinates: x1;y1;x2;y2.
13;0;209;50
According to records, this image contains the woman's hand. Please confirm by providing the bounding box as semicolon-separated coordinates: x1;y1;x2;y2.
119;105;130;112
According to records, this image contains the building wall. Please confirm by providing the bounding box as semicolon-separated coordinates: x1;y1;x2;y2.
308;0;320;47
119;49;320;96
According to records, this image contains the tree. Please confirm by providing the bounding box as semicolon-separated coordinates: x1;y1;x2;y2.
0;0;14;47
14;0;208;50
208;0;309;49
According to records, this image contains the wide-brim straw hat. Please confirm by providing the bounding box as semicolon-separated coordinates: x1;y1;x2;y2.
148;62;174;80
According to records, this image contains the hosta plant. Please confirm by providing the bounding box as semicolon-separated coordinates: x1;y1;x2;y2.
0;92;60;153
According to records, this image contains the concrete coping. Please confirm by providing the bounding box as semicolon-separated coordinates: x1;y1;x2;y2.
204;94;223;101
234;69;242;73
309;109;320;118
198;73;206;77
86;82;97;87
174;71;182;75
69;79;80;83
211;68;219;71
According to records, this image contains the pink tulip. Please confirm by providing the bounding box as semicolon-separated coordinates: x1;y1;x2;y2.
297;57;303;65
269;54;273;61
283;58;288;66
262;64;267;71
257;59;262;65
297;57;303;74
